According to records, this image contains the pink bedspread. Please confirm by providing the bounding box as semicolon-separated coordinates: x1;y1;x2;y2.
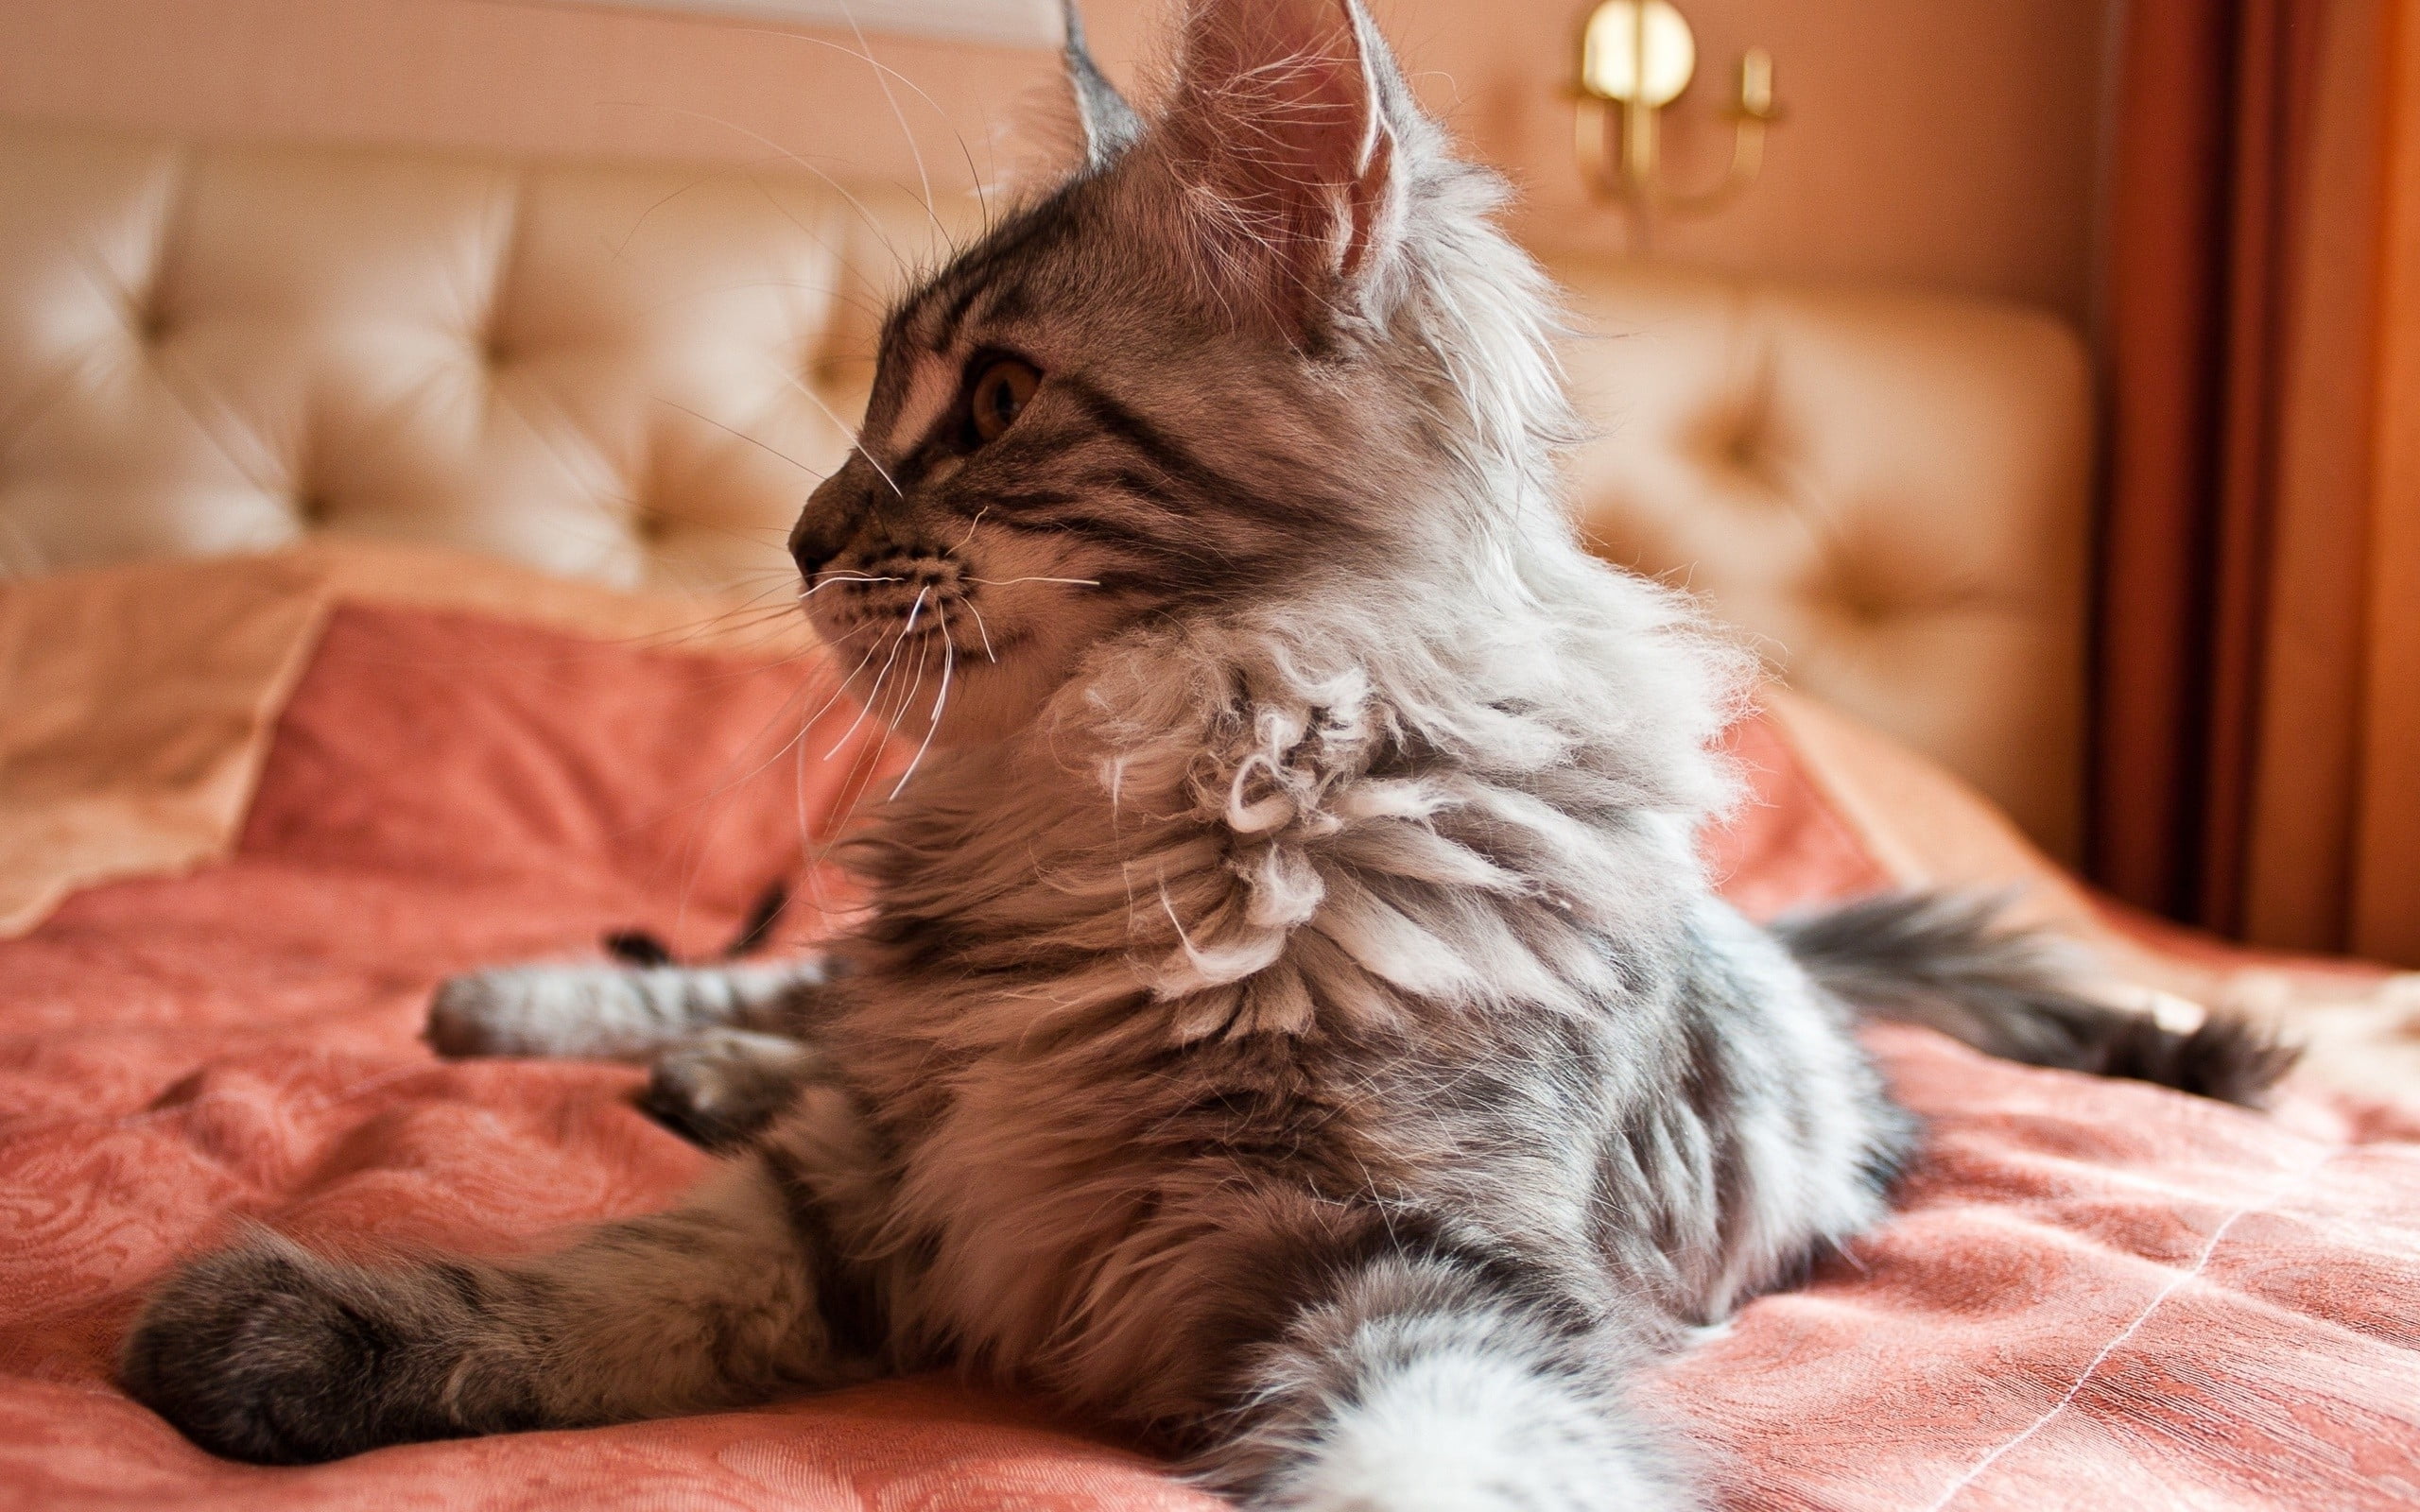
2;590;2414;1510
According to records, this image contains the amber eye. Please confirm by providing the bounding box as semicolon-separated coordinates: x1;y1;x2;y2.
968;357;1041;444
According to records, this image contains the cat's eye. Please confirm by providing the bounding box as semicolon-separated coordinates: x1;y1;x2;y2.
968;357;1041;444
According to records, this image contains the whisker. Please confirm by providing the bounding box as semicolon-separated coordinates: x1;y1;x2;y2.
890;602;955;800
781;369;905;500
798;623;885;729
886;626;934;757
827;631;903;760
793;704;816;902
963;599;1000;663
635;627;860;918
804;573;905;598
778;627;888;833
620;105;910;279
827;586;927;758
864;625;932;803
722;24;992;232
821;676;902;850
967;575;1102;588
835;4;941;247
652;397;825;479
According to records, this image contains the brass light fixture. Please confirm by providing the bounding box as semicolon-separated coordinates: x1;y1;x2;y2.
1573;0;1780;229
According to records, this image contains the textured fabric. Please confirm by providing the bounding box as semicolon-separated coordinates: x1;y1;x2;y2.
0;541;824;939
1;593;2416;1509
0;555;324;935
1757;685;2420;1107
1668;1026;2420;1509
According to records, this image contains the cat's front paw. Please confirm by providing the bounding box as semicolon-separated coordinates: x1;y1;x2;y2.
425;966;597;1058
427;959;831;1060
120;1235;464;1464
640;1029;821;1149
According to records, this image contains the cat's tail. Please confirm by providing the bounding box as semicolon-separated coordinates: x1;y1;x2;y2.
1772;890;2297;1107
1199;1238;1697;1511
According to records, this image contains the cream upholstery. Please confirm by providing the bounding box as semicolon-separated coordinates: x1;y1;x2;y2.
1556;262;2091;861
0;119;952;593
0;120;2090;858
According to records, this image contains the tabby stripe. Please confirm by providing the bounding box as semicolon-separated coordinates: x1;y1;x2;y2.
754;1146;886;1359
981;499;1223;566
1056;376;1380;546
951;488;1087;513
971;274;1035;330
1050;375;1268;518
913;192;1079;353
1678;1009;1749;1255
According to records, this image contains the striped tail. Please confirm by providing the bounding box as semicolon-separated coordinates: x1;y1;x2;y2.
1773;890;2297;1106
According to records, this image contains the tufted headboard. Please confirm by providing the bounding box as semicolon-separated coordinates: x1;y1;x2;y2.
1554;262;2092;861
0;119;2090;858
0;118;949;594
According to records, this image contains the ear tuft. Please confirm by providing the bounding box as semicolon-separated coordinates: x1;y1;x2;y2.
1161;0;1415;338
1062;0;1143;169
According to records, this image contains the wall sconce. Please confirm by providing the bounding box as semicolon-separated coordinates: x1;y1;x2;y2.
1573;0;1779;231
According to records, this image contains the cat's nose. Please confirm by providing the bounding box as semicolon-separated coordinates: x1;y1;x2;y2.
789;472;866;579
787;517;830;579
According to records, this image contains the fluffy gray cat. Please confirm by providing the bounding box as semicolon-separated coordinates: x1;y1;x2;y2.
121;2;2290;1504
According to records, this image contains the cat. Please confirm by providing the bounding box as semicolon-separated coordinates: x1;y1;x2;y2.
120;2;2291;1505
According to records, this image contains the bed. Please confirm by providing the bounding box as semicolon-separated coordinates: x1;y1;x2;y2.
1;121;2415;1510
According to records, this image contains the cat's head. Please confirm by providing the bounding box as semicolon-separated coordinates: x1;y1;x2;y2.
791;0;1574;745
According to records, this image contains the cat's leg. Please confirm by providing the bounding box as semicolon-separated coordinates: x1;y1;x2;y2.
640;1028;826;1149
426;957;829;1060
121;1080;890;1465
1195;1241;1695;1512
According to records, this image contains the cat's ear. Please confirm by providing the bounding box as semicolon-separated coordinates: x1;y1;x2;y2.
1061;1;1143;169
1162;0;1418;336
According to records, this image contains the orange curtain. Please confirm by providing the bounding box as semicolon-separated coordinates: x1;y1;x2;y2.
2353;0;2420;961
2092;0;2420;964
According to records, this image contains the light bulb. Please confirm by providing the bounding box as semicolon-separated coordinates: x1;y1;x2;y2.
1580;0;1697;109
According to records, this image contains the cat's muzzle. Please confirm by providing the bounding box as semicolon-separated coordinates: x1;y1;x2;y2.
812;550;969;641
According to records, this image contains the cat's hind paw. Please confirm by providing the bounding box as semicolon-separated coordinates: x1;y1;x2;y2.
120;1233;502;1464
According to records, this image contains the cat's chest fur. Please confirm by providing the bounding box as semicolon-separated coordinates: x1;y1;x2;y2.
811;697;1714;1402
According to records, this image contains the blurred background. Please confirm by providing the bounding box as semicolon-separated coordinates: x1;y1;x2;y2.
0;0;2114;316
